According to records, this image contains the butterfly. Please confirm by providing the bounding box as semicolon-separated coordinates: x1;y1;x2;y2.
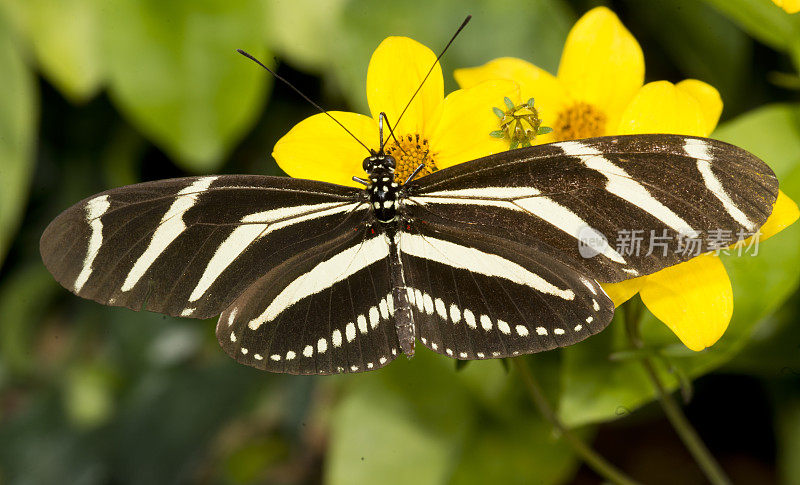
39;16;778;374
40;126;777;374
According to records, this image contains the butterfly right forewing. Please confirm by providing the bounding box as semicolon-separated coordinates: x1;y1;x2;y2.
404;134;778;283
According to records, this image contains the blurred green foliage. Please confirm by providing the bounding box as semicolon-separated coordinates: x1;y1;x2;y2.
0;0;799;484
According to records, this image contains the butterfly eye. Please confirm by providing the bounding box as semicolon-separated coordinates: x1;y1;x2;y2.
362;157;372;171
384;155;396;169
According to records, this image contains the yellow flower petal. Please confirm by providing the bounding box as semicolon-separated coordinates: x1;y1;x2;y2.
639;254;732;351
772;0;800;14
616;81;707;136
429;80;520;169
601;278;646;308
272;111;378;187
759;190;800;241
676;80;723;136
453;57;570;134
557;7;644;130
366;36;443;138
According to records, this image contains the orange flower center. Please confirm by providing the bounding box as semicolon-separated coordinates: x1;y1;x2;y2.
553;102;607;141
384;133;439;183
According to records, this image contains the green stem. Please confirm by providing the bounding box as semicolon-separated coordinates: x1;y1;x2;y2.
624;300;732;485
513;358;642;485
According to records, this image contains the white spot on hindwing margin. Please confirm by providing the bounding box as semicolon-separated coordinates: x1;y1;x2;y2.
434;298;447;320
227;308;238;326
497;320;511;335
463;309;476;329
379;299;389;319
449;304;461;323
369;307;380;329
332;329;342;347
422;293;434;315
406;287;586;354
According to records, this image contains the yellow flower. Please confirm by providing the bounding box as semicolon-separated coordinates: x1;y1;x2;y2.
773;0;800;13
455;7;799;352
273;36;519;187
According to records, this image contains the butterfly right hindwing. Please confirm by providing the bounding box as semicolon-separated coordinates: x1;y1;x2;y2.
397;214;614;360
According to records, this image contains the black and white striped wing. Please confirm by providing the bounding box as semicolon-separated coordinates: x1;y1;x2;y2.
216;230;401;375
40;175;369;319
398;213;614;359
404;135;778;282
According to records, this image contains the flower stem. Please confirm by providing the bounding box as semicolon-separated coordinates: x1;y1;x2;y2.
623;300;732;485
513;358;642;485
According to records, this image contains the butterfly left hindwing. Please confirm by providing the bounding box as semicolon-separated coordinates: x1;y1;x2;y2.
217;228;402;375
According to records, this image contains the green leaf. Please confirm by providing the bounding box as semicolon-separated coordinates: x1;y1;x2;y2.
326;350;472;485
1;0;105;103
701;0;800;52
64;363;116;429
559;104;800;427
332;0;573;113
451;354;581;484
450;418;579;485
777;396;800;485
103;0;271;172
624;0;752;112
714;103;800;177
0;13;37;268
0;265;60;375
263;0;349;73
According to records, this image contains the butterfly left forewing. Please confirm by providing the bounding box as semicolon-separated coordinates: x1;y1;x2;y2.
40;175;368;319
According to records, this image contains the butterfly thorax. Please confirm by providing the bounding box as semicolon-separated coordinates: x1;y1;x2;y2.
364;154;400;224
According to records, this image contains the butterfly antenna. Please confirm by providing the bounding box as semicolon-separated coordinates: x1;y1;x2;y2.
378;112;409;157
389;15;471;137
236;49;372;155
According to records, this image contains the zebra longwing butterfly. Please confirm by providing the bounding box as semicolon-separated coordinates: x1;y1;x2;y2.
40;132;777;374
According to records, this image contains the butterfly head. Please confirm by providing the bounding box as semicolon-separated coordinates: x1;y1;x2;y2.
363;153;396;176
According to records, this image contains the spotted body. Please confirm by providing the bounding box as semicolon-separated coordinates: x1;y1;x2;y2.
365;154;401;223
